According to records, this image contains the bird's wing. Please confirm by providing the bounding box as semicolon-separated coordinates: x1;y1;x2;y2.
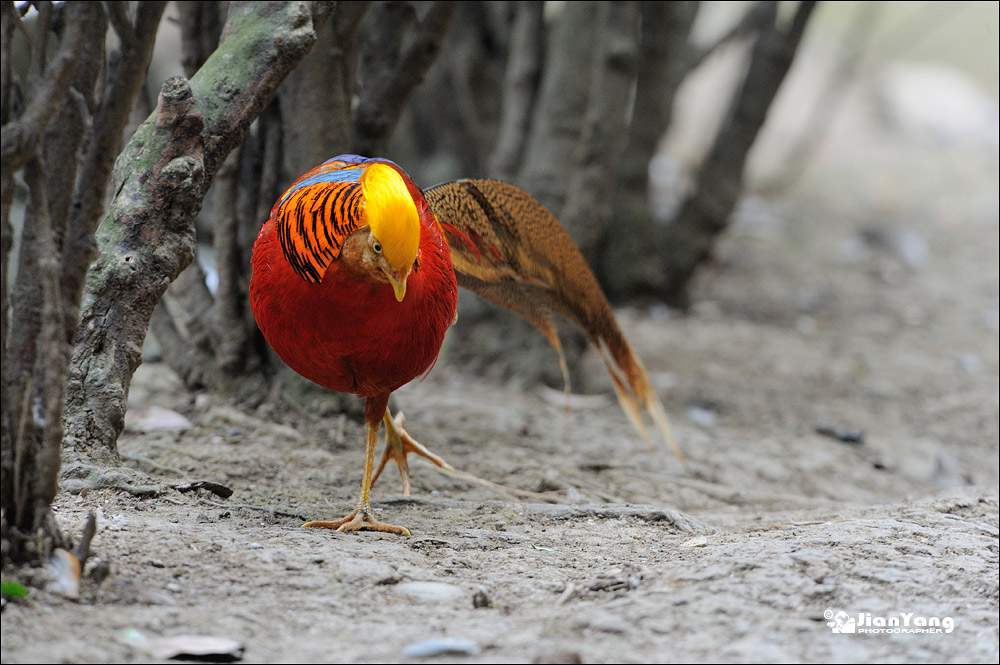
272;158;368;284
424;179;682;461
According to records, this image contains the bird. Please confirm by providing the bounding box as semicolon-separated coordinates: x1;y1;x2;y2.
250;154;681;536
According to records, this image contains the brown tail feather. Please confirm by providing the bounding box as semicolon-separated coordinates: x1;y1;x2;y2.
424;179;682;462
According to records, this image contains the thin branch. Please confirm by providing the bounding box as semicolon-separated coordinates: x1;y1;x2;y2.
1;1;21;383
688;1;764;71
71;511;98;568
6;155;66;547
657;0;817;305
195;498;308;522
429;465;569;504
1;1;18;126
1;1;92;171
213;151;250;374
377;495;711;532
46;6;107;250
27;1;52;82
758;1;883;192
102;1;135;49
352;1;458;156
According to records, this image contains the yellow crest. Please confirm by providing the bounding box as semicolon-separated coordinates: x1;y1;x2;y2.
361;163;420;272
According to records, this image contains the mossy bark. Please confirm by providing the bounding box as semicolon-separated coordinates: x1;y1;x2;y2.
63;1;332;466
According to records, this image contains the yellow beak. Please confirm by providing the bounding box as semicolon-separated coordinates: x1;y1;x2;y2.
388;268;409;302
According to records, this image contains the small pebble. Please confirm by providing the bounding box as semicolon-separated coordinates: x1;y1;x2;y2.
402;637;481;658
796;315;817;335
686;405;718;428
958;354;981;375
472;588;490;608
394;581;464;604
814;424;865;445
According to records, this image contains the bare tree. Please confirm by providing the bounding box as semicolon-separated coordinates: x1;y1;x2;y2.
487;1;544;181
352;1;459;157
2;0;166;564
655;0;817;305
599;1;759;300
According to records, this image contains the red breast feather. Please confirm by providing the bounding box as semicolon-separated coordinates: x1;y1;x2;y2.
250;175;457;398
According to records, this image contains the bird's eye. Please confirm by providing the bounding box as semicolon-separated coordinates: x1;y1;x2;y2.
372;241;382;254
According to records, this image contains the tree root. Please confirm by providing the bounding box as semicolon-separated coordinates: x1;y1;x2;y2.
59;458;165;497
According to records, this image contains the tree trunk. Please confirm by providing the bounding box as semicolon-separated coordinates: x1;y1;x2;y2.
488;1;544;181
599;1;699;299
62;2;333;467
352;1;459;157
2;156;72;564
559;1;640;262
515;1;598;212
279;1;368;180
657;0;816;306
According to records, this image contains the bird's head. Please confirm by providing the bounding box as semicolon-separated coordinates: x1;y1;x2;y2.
361;163;420;302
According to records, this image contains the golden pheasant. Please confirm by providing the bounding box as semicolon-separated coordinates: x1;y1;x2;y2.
250;155;679;535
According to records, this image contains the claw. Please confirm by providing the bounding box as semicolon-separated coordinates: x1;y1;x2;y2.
372;409;454;495
304;510;410;536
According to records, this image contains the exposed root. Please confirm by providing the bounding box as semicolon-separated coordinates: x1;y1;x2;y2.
59;459;164;497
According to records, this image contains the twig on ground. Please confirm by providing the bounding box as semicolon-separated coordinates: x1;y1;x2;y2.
172;480;234;500
71;511;97;568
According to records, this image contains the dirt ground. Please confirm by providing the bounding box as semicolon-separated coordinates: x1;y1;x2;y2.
4;53;999;663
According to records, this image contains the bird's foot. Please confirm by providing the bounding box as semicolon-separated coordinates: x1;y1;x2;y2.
372;411;454;495
303;511;410;536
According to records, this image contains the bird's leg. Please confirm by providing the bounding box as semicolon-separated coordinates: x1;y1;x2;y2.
371;409;454;496
303;394;410;535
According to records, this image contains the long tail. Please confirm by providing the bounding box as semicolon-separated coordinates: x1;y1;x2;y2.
423;179;682;462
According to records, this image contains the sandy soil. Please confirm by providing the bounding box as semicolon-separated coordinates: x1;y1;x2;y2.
3;60;999;663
